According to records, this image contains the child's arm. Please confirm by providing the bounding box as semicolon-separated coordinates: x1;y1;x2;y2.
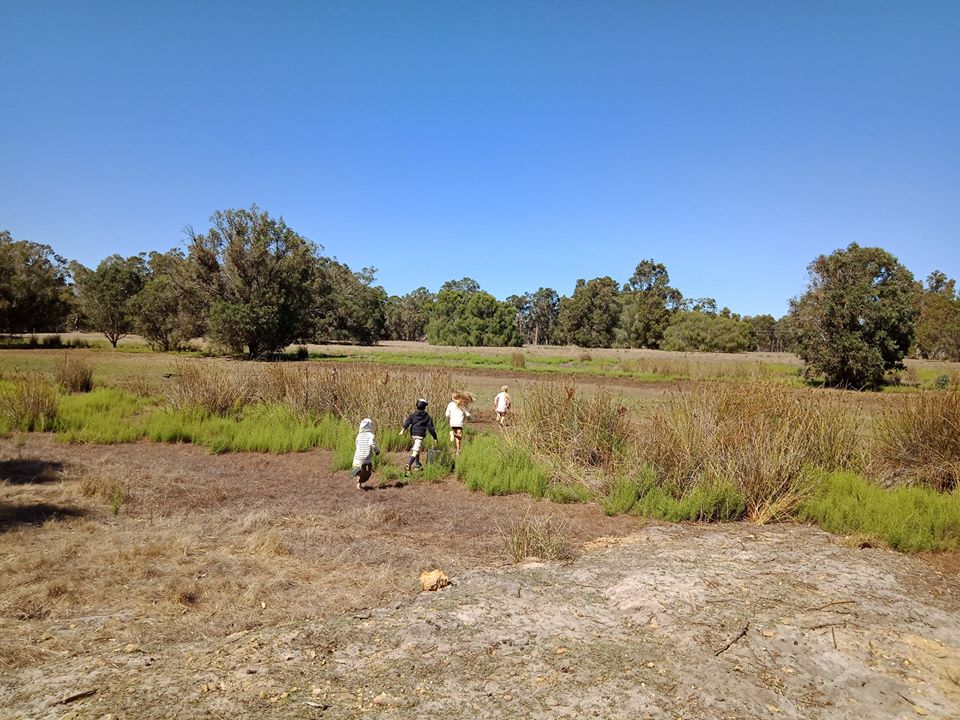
427;417;437;441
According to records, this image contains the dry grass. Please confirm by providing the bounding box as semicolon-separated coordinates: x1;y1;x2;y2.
254;362;456;427
53;352;94;393
166;361;253;416
498;509;572;562
0;438;621;672
0;374;59;432
871;390;960;491
513;382;634;487
642;383;863;523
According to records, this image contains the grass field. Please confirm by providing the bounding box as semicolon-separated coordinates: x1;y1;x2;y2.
2;337;960;552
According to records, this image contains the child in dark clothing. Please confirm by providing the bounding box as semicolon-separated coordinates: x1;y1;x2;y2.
399;398;437;472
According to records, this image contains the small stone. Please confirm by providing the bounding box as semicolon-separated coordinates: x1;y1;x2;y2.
419;570;449;592
123;643;139;653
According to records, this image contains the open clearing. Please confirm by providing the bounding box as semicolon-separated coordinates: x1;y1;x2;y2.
2;433;959;719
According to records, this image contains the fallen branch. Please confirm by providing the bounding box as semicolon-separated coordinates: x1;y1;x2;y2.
714;622;749;656
805;600;856;612
52;689;97;706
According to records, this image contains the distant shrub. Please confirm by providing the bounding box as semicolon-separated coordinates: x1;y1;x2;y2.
40;335;63;349
935;374;951;390
578;352;592;362
295;345;309;361
510;352;526;369
54;353;94;393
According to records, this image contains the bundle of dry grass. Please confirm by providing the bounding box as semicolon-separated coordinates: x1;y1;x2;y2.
165;361;253;416
252;362;456;427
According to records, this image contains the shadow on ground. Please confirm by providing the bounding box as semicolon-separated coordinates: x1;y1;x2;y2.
0;501;85;532
0;459;64;485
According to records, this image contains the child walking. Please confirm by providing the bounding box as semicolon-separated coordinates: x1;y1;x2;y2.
400;399;437;472
445;392;474;455
493;385;511;427
352;418;380;490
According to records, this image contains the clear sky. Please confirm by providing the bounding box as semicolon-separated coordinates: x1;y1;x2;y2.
2;0;958;317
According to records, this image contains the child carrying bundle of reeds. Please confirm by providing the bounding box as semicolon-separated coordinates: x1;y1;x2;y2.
445;391;474;455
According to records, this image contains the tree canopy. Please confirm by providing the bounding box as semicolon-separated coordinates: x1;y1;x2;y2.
790;243;919;388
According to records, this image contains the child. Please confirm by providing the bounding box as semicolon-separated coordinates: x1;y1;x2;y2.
352;418;380;490
445;391;474;454
493;385;511;427
400;399;437;472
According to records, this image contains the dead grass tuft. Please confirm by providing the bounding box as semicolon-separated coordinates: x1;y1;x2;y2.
499;509;572;563
0;373;59;431
53;352;94;393
247;528;288;556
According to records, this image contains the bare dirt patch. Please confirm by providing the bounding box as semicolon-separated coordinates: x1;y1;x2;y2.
1;435;958;719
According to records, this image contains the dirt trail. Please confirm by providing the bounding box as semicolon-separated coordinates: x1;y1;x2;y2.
2;438;959;719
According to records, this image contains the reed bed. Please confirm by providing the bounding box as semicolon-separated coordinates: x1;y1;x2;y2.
642;383;863;522
870;390;960;491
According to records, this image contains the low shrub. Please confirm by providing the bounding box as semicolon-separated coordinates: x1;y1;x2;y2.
499;510;571;562
0;374;59;432
54;353;94;393
634;481;746;523
797;471;960;552
456;434;550;498
57;388;153;444
511;352;526;369
545;483;592;504
871;390;960;491
602;475;644;516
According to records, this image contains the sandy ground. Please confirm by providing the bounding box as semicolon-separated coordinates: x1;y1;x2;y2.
2;436;959;719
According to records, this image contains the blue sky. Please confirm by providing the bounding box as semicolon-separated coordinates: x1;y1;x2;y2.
2;0;958;317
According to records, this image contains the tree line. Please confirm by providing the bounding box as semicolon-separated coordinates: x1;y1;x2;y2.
2;207;959;387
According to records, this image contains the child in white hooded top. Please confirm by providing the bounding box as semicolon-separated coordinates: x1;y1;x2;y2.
352;418;379;490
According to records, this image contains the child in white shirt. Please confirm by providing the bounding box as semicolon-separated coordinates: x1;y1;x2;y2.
444;392;474;455
493;385;511;426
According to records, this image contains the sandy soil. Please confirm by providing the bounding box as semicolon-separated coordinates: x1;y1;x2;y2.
1;437;959;719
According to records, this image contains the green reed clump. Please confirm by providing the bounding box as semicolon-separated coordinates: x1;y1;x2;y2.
456;434;550;498
57;388;154;443
871;390;960;492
